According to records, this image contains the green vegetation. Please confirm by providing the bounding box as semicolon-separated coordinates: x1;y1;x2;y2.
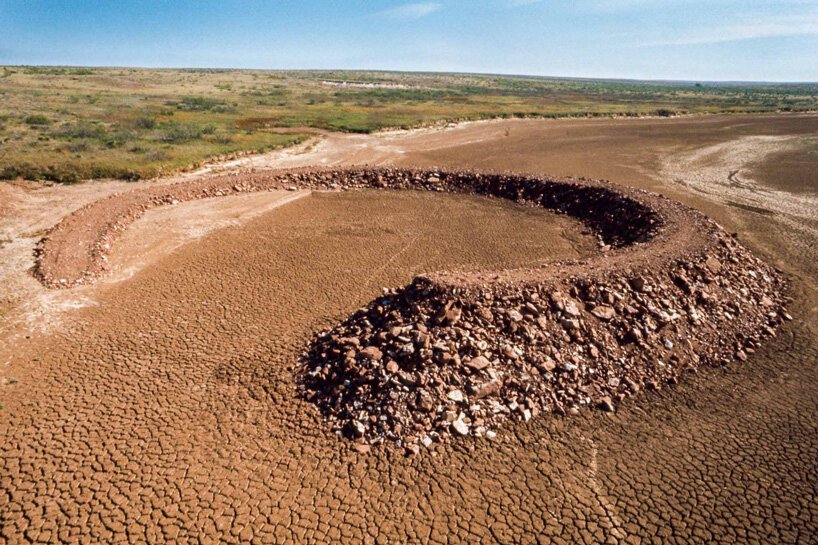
1;66;816;183
24;114;50;126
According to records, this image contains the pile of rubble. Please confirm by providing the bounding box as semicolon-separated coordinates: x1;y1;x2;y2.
291;169;789;452
299;246;787;451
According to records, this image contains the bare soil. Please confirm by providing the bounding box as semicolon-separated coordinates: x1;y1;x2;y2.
2;113;818;544
747;137;818;195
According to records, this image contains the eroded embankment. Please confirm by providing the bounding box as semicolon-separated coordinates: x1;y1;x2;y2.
33;168;789;451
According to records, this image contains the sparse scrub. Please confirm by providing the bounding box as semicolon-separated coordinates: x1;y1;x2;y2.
54;120;106;140
1;67;816;183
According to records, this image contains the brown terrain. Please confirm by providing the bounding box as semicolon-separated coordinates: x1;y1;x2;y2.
1;113;817;544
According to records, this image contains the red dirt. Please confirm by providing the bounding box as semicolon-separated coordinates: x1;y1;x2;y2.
2;114;818;544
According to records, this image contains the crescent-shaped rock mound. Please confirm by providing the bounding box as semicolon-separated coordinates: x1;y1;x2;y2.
290;169;789;450
32;168;789;452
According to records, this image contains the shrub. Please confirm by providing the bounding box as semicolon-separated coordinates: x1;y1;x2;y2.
67;141;90;152
134;116;157;129
212;134;234;144
101;128;135;148
156;122;208;143
24;114;49;126
176;96;233;112
0;163;39;180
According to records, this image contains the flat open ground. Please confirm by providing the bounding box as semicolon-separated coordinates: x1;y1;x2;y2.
2;113;818;543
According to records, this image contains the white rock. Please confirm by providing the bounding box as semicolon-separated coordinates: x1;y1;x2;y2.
447;389;465;402
452;418;470;436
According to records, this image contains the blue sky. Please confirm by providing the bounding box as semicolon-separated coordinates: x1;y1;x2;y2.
1;0;817;82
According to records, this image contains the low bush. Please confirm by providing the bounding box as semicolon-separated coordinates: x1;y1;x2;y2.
24;114;50;126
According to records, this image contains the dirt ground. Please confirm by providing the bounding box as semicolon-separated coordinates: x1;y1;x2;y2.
2;113;818;544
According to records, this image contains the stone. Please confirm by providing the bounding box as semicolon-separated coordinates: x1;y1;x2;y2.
561;318;580;330
502;346;519;360
451;419;470;436
417;390;435;412
705;256;722;274
471;378;502;399
352;443;371;454
590;305;616;321
626;327;643;343
447;389;465;402
288;169;787;451
346;420;366;438
464;356;491;371
360;346;383;361
598;397;615;412
538;358;557;373
563;300;581;317
437;302;462;325
630;276;647;292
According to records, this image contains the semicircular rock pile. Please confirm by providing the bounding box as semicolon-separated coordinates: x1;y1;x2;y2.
293;169;790;451
33;167;790;452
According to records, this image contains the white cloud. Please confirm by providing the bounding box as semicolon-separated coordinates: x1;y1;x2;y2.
645;15;818;45
376;2;442;21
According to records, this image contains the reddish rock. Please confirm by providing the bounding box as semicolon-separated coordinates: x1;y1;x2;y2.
590;305;616;321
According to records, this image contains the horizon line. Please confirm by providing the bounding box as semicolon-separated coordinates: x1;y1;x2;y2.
3;63;817;86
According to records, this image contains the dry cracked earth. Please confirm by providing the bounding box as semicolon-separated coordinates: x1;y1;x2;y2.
2;114;818;544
